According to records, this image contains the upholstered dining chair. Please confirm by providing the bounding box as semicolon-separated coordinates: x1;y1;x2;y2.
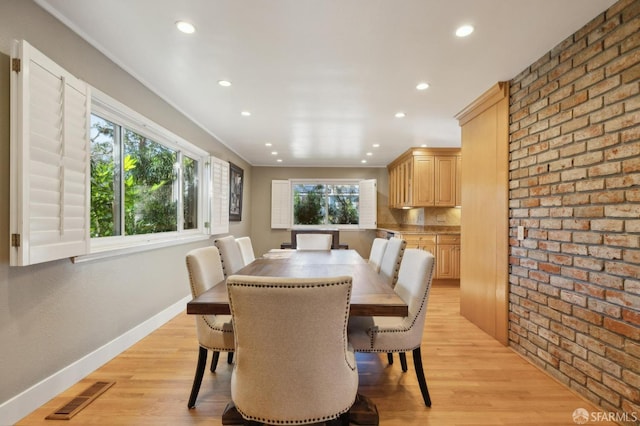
368;238;388;273
235;236;256;265
214;235;246;277
348;248;435;407
296;233;333;250
378;237;406;286
185;246;234;409
226;275;358;425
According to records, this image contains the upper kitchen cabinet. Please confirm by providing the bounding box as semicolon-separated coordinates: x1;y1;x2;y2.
387;148;461;208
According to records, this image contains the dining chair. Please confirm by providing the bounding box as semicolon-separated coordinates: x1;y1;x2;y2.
348;248;435;407
378;237;406;286
214;235;246;277
368;238;388;273
296;233;333;250
226;274;358;424
235;236;256;265
185;246;235;409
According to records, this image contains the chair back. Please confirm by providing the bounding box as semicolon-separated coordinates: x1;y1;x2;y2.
214;235;245;277
393;249;436;347
368;238;388;272
185;246;234;347
227;275;358;424
235;236;256;265
295;233;332;250
378;237;406;286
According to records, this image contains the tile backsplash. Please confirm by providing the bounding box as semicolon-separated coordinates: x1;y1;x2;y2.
404;207;461;226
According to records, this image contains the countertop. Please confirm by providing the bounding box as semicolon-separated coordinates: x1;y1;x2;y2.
377;224;461;235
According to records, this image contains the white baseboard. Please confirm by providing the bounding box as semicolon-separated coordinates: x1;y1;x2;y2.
0;294;191;426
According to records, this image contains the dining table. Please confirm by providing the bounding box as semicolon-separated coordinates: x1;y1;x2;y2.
187;249;408;317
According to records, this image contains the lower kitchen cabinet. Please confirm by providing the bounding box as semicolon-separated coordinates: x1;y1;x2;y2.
397;233;460;280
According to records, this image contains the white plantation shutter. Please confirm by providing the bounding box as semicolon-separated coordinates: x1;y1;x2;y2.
358;179;377;229
209;156;229;235
271;180;291;229
10;40;90;266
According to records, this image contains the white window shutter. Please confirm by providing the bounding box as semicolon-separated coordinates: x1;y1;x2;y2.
358;179;377;229
208;156;229;235
271;180;291;229
10;40;90;266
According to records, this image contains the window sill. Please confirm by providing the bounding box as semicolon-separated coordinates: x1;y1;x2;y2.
71;233;211;264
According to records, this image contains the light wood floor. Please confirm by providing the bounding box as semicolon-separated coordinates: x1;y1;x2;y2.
17;284;615;426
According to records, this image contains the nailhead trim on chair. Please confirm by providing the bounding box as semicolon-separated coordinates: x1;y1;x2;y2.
227;277;356;424
364;259;435;352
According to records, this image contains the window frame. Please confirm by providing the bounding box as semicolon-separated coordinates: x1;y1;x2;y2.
87;89;211;257
271;179;377;230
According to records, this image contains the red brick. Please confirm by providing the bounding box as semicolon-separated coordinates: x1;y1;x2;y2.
590;191;625;203
588;75;621;98
606;289;640;309
588;162;622;177
605;48;640;76
604;317;640;339
604;81;640;104
604;234;640;248
605;141;640;160
591;219;624;232
605;260;640;277
604;110;640;132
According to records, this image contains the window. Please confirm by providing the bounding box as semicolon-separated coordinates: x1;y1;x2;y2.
10;40;227;266
271;179;377;230
293;183;360;225
90;113;192;237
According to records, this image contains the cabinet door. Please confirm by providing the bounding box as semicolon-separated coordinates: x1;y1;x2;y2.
413;155;434;206
437;245;460;279
434;156;457;206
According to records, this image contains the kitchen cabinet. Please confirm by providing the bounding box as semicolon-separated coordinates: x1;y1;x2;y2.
395;232;460;280
387;148;461;208
436;234;461;279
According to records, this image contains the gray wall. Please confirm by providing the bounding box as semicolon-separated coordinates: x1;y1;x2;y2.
0;0;250;407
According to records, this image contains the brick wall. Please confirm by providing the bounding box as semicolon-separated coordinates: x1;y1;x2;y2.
508;0;639;421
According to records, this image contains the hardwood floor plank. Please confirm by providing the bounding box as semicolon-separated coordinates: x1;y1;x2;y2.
16;285;615;425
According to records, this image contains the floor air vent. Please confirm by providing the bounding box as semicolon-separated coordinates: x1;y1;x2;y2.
46;381;115;420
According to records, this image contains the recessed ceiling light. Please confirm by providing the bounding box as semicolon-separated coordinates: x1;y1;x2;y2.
218;80;232;87
366;152;373;156
241;111;251;116
416;82;430;90
456;24;474;37
361;159;367;164
271;151;278;155
421;144;428;148
265;143;272;147
176;21;196;34
277;159;283;163
395;112;406;118
372;144;380;148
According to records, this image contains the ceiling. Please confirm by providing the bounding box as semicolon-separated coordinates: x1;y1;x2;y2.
36;0;615;167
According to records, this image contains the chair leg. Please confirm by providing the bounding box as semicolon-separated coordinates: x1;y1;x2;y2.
188;346;208;408
387;352;393;365
210;351;220;372
412;347;432;407
399;352;408;372
227;351;234;364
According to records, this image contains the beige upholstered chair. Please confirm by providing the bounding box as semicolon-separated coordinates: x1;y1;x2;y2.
185;246;234;408
235;236;256;265
214;235;246;277
227;275;358;424
348;249;435;407
368;238;388;273
296;233;333;250
378;237;406;286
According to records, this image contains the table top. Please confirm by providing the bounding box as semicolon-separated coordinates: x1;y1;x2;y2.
187;249;408;317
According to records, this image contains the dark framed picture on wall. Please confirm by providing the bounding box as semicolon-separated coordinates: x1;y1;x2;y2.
229;162;243;221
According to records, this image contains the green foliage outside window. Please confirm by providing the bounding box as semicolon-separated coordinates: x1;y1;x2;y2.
293;183;359;225
90;114;182;238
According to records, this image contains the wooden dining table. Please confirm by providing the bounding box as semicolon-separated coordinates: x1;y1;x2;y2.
187;249;408;317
